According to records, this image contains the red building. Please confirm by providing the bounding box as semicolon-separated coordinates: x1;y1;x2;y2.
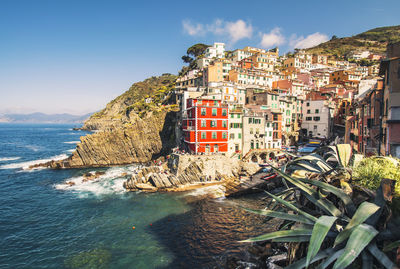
182;98;229;153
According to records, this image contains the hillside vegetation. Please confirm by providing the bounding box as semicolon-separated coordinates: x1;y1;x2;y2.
84;73;177;130
306;25;400;57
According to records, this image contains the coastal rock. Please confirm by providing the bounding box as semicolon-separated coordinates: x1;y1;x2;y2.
124;154;258;194
39;74;179;169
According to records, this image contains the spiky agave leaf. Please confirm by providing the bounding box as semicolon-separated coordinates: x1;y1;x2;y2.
240;229;313;243
334;202;380;246
270;166;343;217
262;189;318;223
333;224;378;269
241;207;315;225
306;216;337;266
300;177;356;216
367;243;397;269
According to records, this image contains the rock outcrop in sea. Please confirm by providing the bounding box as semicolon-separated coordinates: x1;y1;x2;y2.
42;74;180;168
123;154;273;197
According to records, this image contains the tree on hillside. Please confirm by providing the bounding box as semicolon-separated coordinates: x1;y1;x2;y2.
186;43;209;58
181;55;193;64
331;35;338;40
181;43;210;66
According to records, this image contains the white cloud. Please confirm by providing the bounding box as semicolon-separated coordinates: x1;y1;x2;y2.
289;32;329;49
225;20;253;43
182;20;205;36
182;19;253;44
259;27;286;48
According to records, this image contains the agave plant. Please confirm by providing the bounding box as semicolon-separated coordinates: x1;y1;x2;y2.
241;166;399;268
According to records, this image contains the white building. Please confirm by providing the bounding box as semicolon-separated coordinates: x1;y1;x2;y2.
197;58;211;69
242;113;265;154
348;50;370;60
205;42;225;59
229;49;253;62
264;119;274;149
302;100;333;138
206;82;246;105
228;109;243;155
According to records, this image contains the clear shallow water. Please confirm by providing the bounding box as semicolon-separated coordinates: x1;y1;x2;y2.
0;124;276;269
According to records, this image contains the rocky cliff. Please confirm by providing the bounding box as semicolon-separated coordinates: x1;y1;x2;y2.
47;74;180;168
123;154;261;194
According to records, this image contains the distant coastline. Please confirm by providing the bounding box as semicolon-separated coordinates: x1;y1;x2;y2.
0;112;93;124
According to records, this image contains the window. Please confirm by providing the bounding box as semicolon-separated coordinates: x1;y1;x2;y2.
306;117;312;121
267;122;270;127
222;109;227;116
251;141;254;149
237;114;240;118
230;133;235;139
250;128;253;134
212;108;217;116
238;133;242;139
269;131;272;137
306;102;310;107
256;128;259;134
201;120;206;127
212;132;217;139
201;108;206;116
315;109;319;114
230;114;234;118
222;120;227;128
201;132;206;139
214;100;218;106
314;116;320;121
307;109;311;114
211;120;217;127
314;125;318;130
273;115;278;121
222;132;227;139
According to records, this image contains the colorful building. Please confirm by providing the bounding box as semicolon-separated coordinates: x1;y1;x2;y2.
182;98;229;153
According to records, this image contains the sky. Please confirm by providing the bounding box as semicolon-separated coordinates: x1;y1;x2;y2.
0;0;399;115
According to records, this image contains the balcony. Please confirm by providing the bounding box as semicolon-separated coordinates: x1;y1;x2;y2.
271;108;282;114
182;126;195;131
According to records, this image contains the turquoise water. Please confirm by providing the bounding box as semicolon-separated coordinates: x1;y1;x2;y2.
0;124;276;268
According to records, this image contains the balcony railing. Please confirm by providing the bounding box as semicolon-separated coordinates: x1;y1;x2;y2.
182;126;195;131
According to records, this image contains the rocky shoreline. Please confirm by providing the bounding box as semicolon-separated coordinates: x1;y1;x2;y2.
123;154;277;197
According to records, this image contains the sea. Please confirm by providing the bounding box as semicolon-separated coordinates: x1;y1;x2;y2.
0;123;277;269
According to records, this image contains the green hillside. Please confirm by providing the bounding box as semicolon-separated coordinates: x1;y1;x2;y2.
306;25;400;57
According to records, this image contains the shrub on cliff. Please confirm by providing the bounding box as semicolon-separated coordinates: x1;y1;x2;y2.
353;156;400;196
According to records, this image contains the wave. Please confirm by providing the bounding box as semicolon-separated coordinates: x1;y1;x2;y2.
55;166;138;197
24;145;42;152
63;141;80;144
0;157;21;162
59;132;79;135
0;154;69;170
66;149;75;153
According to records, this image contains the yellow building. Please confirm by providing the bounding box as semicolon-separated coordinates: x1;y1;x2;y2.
205;61;224;83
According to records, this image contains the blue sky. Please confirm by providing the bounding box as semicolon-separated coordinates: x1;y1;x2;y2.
0;0;399;114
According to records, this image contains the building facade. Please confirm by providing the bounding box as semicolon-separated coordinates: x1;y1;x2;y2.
182;98;229;153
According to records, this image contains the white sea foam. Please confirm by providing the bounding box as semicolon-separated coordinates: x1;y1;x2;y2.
63;141;80;144
55;166;137;196
66;149;75;153
24;145;42;152
0;154;69;170
0;157;21;162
